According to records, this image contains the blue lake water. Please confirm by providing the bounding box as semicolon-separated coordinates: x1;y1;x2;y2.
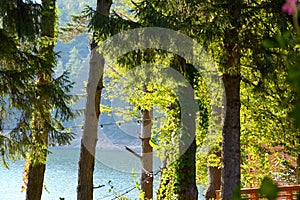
0;148;205;200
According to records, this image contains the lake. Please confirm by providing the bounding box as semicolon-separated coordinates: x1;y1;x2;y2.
0;148;205;200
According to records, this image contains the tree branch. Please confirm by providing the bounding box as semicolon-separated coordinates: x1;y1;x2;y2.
125;146;141;159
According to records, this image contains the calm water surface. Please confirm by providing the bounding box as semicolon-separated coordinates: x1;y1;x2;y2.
0;148;204;200
0;148;140;200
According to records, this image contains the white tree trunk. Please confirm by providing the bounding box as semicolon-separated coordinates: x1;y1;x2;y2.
83;47;104;150
77;47;104;200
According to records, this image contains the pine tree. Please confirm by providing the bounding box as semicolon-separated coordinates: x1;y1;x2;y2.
0;1;75;199
25;0;57;199
0;0;42;165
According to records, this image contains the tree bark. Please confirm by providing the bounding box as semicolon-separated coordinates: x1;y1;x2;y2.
26;0;55;199
175;57;198;200
220;2;242;199
77;37;104;200
26;163;46;200
177;138;198;200
221;74;241;200
77;1;111;200
140;98;153;199
296;154;300;184
205;152;221;199
205;101;223;199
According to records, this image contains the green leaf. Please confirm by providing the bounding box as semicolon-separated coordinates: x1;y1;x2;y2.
259;177;279;200
263;40;276;49
276;35;288;49
149;137;159;148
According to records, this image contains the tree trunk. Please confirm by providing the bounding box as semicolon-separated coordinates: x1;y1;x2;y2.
173;57;198;200
297;154;300;184
220;2;241;199
221;74;241;200
26;0;55;199
140;98;153;199
26;163;46;200
77;1;111;200
77;38;104;200
205;152;221;199
176;138;198;200
205;102;223;199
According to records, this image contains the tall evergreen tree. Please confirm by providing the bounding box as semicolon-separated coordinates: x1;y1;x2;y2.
218;2;242;199
197;1;290;198
1;1;74;199
25;0;57;199
0;1;41;164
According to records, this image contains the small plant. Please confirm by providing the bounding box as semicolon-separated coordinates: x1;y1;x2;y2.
259;177;279;200
230;177;279;200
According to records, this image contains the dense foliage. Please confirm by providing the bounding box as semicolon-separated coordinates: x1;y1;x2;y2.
1;0;300;199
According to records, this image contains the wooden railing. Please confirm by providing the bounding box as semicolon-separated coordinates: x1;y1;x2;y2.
216;185;300;200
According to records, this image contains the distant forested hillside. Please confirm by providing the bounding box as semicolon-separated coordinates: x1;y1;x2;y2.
55;0;139;148
55;0;94;77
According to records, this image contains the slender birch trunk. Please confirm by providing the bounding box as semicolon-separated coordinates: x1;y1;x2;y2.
77;1;111;200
